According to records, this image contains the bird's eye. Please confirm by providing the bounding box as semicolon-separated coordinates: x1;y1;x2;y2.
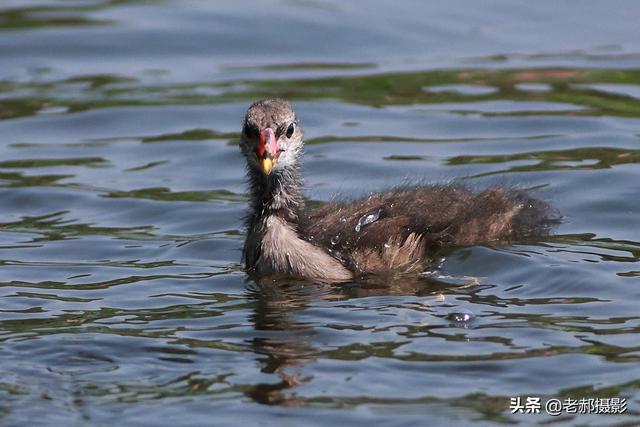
286;123;295;138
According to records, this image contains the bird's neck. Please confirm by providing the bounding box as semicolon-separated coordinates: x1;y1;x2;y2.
243;164;352;282
247;165;305;227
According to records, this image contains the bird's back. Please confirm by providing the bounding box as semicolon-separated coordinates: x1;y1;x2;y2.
301;185;556;275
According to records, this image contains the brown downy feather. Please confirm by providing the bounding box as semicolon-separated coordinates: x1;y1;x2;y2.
301;185;556;275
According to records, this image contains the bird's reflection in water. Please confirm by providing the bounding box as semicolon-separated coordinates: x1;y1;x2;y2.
243;270;470;406
244;277;327;406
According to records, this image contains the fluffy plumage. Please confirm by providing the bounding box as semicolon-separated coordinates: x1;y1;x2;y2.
239;99;557;283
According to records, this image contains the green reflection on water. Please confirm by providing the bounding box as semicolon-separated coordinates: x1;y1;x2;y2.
0;157;107;169
449;147;640;175
142;129;236;143
104;187;246;203
0;0;153;31
2;67;640;121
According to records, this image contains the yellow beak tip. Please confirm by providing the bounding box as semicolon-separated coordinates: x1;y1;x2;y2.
260;158;274;175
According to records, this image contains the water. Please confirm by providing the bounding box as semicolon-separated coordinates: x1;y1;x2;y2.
1;1;639;425
446;308;476;325
354;209;381;233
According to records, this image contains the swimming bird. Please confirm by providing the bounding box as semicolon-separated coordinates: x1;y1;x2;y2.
239;99;556;283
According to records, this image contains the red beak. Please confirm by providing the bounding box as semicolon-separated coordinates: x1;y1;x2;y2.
257;128;278;175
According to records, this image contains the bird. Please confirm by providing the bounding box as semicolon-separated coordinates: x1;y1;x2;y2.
239;99;557;283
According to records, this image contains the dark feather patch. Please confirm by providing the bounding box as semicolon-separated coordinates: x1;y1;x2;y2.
300;184;557;274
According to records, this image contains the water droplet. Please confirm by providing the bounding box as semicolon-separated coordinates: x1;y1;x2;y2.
339;217;347;223
330;234;341;246
355;209;382;232
446;308;475;323
384;243;391;248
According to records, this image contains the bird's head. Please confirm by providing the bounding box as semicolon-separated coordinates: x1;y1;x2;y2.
240;99;303;176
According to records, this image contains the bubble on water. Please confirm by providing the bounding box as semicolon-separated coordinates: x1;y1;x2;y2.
446;308;476;323
330;234;341;246
355;209;382;232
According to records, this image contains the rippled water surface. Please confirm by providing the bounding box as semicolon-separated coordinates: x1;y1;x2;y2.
1;1;640;425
